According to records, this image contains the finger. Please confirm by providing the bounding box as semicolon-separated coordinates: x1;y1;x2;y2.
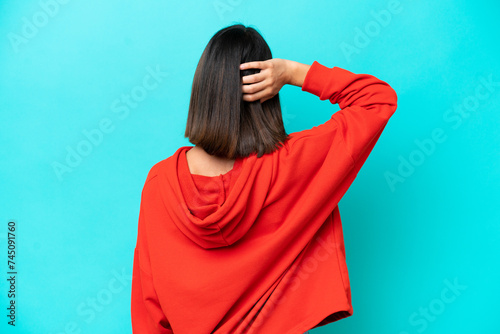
240;61;266;70
244;86;273;102
242;90;266;102
241;71;266;85
241;80;267;94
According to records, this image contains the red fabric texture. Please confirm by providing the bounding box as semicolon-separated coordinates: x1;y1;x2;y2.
131;61;398;333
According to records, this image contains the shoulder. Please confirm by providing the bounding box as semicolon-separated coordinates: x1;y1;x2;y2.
144;161;163;184
143;155;174;188
141;146;189;190
280;116;340;154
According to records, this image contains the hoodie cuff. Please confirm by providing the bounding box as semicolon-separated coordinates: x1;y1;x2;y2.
301;60;332;97
301;61;359;105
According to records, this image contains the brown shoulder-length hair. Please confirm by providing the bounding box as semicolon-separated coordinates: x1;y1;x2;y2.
184;24;289;159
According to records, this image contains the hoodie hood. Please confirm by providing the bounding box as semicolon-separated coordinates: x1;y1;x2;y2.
157;146;273;249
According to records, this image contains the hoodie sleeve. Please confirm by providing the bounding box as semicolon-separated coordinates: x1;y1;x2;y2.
297;60;397;163
276;61;397;216
131;207;173;334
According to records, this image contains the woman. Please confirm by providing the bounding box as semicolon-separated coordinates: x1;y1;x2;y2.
131;24;397;333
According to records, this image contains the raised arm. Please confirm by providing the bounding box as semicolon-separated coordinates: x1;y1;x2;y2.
299;61;398;162
240;59;398;162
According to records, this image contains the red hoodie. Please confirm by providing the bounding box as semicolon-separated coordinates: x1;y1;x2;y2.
131;61;398;334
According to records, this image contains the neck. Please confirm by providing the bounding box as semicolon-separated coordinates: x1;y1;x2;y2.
193;145;233;161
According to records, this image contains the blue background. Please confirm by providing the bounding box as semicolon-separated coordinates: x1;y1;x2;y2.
1;0;499;333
